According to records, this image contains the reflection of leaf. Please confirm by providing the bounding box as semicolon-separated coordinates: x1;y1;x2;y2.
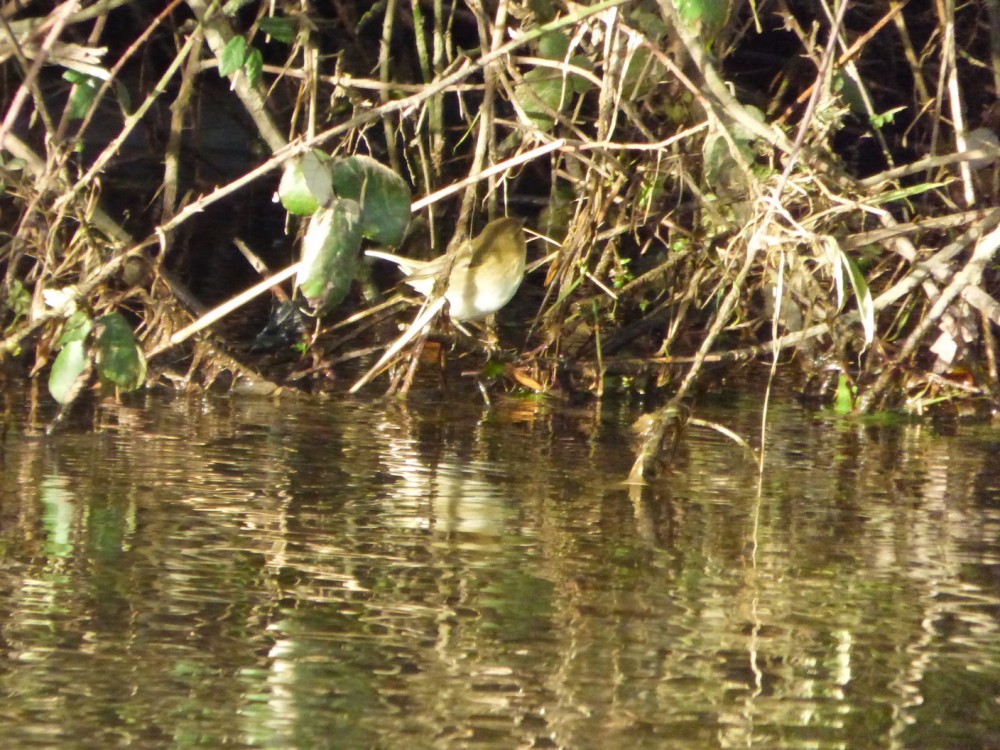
330;156;411;245
95;312;147;391
49;339;91;405
297;198;363;314
39;476;75;558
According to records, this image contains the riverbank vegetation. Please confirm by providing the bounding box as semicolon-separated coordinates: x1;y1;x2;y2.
1;0;999;469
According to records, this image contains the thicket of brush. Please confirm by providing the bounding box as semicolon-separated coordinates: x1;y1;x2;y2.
2;1;999;446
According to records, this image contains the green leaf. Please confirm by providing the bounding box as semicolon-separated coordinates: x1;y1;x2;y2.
57;310;93;347
95;312;146;391
62;70;99;121
296;198;363;314
875;182;947;204
674;0;729;45
219;36;247;77
49;339;91;405
330;156;411;245
279;150;333;215
623;47;657;99
833;373;855;414
870;106;905;130
259;16;297;43
515;67;572;131
4;279;31;322
538;30;570;60
245;47;263;88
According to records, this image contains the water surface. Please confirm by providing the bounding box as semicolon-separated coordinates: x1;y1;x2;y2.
1;389;998;749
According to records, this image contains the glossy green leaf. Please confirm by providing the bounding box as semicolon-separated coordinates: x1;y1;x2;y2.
834;374;855;414
279;151;333;216
57;310;93;347
244;47;263;88
219;36;246;77
95;312;147;391
62;70;99;121
296;198;363;314
48;339;91;405
330;156;411;245
260;17;297;43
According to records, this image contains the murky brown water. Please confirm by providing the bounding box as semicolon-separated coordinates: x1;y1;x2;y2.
1;387;999;749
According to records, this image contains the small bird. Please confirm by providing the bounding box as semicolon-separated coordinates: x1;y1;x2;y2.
365;216;527;321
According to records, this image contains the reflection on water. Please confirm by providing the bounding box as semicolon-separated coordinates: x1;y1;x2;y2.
1;390;999;749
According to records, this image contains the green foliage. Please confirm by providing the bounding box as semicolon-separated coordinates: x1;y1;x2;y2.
516;67;573;131
870;107;905;131
674;0;729;46
3;279;31;330
526;0;558;22
834;373;855;414
330;155;412;245
259;16;297;43
219;36;246;76
280;152;410;316
279;151;334;216
537;30;570;60
95;312;147;390
514;28;595;132
62;70;99;121
244;47;263;87
48;310;145;404
0;152;26;195
58;310;94;345
49;340;91;405
219;36;262;87
296;199;363;314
